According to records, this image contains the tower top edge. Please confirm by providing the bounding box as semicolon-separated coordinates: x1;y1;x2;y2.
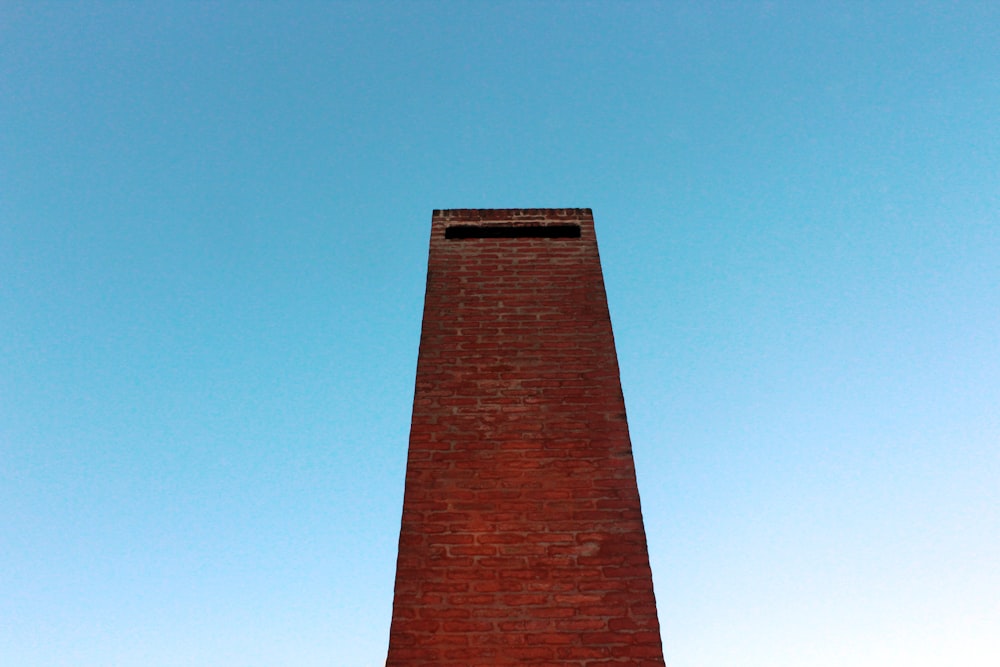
432;208;593;220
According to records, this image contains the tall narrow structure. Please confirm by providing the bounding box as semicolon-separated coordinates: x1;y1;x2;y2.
387;209;664;665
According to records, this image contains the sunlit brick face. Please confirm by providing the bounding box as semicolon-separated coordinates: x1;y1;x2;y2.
386;209;665;666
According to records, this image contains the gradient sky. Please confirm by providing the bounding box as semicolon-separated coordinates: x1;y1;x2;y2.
2;2;998;666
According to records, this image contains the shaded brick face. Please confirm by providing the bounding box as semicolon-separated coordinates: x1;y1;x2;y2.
387;209;664;666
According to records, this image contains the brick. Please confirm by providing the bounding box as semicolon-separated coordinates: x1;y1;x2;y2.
385;210;664;666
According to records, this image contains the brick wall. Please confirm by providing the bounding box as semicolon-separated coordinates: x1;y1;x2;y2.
386;209;664;666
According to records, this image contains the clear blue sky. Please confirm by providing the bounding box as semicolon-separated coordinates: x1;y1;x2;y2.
2;2;998;665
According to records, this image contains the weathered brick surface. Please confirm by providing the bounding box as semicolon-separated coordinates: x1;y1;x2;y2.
387;209;664;665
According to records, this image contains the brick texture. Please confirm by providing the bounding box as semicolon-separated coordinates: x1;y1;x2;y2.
386;209;664;666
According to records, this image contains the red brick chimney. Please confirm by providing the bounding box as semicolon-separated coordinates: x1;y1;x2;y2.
386;209;665;665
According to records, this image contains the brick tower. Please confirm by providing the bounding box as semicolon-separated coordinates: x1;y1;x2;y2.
386;209;664;665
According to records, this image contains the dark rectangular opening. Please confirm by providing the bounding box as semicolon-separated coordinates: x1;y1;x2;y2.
445;224;581;240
